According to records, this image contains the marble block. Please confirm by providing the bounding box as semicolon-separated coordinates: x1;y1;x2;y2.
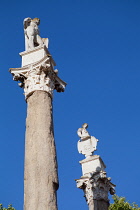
79;155;106;176
20;45;50;67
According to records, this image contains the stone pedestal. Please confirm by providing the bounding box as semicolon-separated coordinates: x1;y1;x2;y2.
76;156;115;210
10;45;66;210
80;155;106;176
20;45;55;67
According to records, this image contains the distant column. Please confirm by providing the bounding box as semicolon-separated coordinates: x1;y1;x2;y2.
76;124;115;210
10;17;66;210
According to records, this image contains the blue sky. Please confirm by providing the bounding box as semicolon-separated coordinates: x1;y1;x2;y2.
0;0;140;209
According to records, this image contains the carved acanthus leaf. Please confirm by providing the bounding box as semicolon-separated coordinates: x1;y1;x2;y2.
10;54;67;100
76;171;115;204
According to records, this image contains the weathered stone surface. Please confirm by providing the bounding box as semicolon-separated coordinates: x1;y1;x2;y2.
76;170;115;207
89;200;109;210
24;90;58;210
96;200;109;210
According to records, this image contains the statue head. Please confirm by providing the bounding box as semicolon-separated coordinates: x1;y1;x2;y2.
82;123;88;129
32;18;40;25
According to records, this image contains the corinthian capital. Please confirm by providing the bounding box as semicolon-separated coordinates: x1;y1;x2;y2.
10;47;66;100
76;171;115;205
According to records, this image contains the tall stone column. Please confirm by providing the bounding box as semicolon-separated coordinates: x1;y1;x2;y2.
76;124;115;210
10;17;66;210
24;90;58;210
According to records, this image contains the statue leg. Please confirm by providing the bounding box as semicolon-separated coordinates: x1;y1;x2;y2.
28;35;34;49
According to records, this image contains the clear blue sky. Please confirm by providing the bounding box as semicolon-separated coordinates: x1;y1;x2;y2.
0;0;140;209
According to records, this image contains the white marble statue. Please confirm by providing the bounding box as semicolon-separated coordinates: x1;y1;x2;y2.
77;123;98;158
77;123;90;140
23;17;49;51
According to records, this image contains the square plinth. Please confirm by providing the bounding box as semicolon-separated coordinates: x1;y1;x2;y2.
19;45;51;67
79;155;106;176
